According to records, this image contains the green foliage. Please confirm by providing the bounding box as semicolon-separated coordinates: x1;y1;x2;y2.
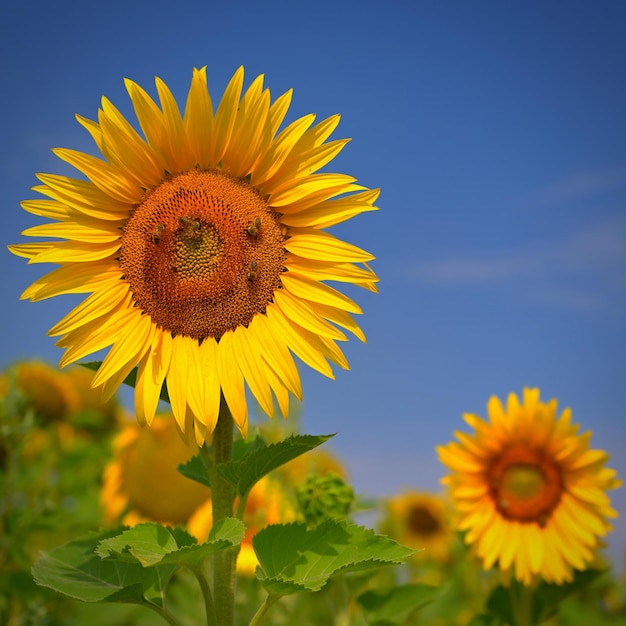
482;570;609;626
32;529;174;606
356;583;437;625
177;435;267;489
177;453;212;488
253;519;416;595
216;433;335;499
97;519;245;568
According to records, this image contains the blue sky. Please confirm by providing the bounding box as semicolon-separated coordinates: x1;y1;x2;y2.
2;1;625;564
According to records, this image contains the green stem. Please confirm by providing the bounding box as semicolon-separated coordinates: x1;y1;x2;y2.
146;603;183;626
192;564;218;626
510;581;534;626
201;397;237;626
248;593;280;626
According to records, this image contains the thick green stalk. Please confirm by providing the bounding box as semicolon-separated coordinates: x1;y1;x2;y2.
202;398;237;626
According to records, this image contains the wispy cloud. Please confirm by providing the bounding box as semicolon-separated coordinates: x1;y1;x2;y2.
511;167;626;211
411;174;626;313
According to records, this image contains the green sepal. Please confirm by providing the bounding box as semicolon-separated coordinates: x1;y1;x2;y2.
253;519;416;595
216;433;335;498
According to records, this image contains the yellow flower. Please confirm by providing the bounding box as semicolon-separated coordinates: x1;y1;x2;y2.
10;67;378;443
7;361;80;422
188;476;295;576
437;388;621;585
101;416;209;525
382;491;453;564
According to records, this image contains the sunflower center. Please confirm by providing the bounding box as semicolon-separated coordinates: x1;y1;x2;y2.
487;445;563;526
408;505;441;536
120;170;285;340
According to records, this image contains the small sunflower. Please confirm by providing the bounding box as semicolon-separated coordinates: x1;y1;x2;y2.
10;67;378;442
101;416;209;526
382;491;453;564
437;388;621;585
7;360;80;422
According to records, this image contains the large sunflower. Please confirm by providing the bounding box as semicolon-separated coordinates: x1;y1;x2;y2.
437;388;621;585
10;67;378;442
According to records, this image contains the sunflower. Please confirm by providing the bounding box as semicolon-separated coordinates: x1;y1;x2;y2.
382;491;453;564
10;67;378;442
7;360;80;422
437;388;621;585
101;416;209;526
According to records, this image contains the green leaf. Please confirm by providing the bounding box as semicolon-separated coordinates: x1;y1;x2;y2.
32;529;174;607
485;585;514;626
532;569;605;623
485;570;606;626
216;433;335;498
97;519;245;569
97;524;188;566
356;583;437;625
253;519;415;595
177;454;211;488
466;615;506;626
79;361;169;402
177;435;267;488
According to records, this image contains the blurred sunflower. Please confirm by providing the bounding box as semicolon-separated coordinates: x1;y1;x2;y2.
188;476;295;575
10;66;378;442
437;388;621;585
382;491;453;564
4;361;80;422
101;416;209;526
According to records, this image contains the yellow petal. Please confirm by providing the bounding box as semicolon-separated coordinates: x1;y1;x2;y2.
248;313;302;399
216;330;248;435
285;230;374;263
166;335;190;431
48;279;130;336
184;67;214;167
210;66;244;166
280;271;361;314
265;305;334;379
232;325;274;417
53;148;142;204
28;240;120;264
34;175;131;220
274;289;346;341
269;173;357;208
21;222;120;243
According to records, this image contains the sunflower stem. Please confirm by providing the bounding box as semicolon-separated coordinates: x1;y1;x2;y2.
203;397;237;626
248;593;280;626
510;581;534;626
